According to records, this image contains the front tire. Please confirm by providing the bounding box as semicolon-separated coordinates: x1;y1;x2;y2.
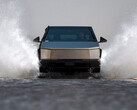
92;67;100;73
39;64;49;73
38;72;51;78
38;65;50;78
88;67;101;79
39;66;45;72
92;73;101;79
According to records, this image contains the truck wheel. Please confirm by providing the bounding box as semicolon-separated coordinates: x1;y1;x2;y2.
92;73;101;79
39;66;45;72
93;67;100;73
88;67;101;79
39;65;49;73
37;72;51;79
38;73;46;78
39;66;50;78
38;73;51;78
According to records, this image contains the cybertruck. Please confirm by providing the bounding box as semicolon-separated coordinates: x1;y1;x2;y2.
33;26;107;78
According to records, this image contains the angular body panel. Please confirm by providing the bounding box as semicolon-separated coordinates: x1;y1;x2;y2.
34;26;106;73
41;49;100;60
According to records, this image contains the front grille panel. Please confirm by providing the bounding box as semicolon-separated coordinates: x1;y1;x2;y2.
41;49;100;59
51;49;90;59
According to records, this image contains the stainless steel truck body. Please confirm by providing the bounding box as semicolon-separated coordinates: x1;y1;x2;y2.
33;26;107;75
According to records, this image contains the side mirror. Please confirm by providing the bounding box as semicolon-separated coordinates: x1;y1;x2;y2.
99;37;107;43
33;36;40;42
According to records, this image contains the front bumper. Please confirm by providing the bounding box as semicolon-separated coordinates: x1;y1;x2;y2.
40;59;100;72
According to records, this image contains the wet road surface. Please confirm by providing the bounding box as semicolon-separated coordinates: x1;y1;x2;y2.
0;78;137;110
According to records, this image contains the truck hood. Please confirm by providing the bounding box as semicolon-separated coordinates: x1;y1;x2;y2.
41;42;99;49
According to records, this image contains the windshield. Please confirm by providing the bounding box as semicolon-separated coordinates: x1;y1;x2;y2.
43;27;97;42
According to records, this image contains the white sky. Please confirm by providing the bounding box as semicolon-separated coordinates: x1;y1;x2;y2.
21;0;137;41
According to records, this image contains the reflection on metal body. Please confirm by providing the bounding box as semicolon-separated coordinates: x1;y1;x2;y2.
34;26;107;74
41;48;100;60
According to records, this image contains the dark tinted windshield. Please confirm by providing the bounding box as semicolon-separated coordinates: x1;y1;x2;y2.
43;27;97;42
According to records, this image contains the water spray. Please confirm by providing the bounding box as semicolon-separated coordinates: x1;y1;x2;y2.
102;14;137;79
0;0;38;78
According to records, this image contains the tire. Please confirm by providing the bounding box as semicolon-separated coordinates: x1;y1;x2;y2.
39;64;49;73
88;67;101;79
92;67;100;73
39;65;50;78
38;72;51;78
39;66;45;72
92;73;101;79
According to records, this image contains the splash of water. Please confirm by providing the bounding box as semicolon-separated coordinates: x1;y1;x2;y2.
102;14;137;79
0;0;39;78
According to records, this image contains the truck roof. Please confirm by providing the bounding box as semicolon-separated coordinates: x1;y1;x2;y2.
46;26;93;29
